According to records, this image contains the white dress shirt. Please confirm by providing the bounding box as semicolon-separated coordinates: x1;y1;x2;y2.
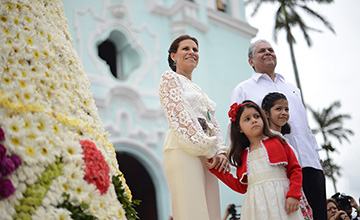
231;72;322;170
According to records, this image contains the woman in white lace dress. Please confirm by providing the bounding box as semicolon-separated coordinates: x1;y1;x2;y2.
159;35;229;220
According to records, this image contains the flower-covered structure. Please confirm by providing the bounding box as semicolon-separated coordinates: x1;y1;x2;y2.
0;0;135;219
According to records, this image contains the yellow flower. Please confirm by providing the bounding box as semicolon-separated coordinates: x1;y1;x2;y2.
1;16;7;22
19;80;26;87
62;184;68;191
41;147;48;155
6;39;12;44
24;120;30;128
25;17;31;23
11;124;19;132
53;124;59;134
34;50;40;59
25;146;35;156
118;209;123;218
11;138;21;146
38;121;45;130
24;93;30;100
14;17;19;25
3;28;10;34
5;3;13;10
2;77;11;84
25;37;33;45
16;4;22;10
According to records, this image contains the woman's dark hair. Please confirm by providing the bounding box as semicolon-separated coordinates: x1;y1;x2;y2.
327;198;340;210
229;100;286;167
167;35;198;72
261;92;291;135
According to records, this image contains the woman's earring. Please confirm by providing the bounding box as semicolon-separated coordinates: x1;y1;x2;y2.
173;61;176;66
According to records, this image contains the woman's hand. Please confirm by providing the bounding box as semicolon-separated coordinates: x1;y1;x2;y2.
205;153;229;173
285;197;299;214
331;210;349;220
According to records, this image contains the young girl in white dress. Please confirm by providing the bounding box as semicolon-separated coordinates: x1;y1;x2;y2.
207;101;304;220
261;92;313;220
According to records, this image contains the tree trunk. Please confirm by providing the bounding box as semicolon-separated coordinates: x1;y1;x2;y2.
286;29;305;105
325;148;338;192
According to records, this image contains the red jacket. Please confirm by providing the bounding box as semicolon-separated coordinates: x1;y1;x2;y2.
210;137;302;200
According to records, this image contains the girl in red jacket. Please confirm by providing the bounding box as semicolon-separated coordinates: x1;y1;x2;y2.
207;101;305;220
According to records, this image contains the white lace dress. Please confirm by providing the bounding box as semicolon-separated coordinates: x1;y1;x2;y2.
241;147;304;220
159;70;227;220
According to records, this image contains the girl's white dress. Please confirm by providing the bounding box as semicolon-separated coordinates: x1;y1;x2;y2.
241;147;304;220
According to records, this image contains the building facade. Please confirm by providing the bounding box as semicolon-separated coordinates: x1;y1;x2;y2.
62;0;257;219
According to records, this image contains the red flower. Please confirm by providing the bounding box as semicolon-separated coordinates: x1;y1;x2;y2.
80;140;110;195
228;102;251;122
228;103;241;122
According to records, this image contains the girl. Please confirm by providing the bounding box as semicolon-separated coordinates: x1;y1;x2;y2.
207;101;304;219
262;92;313;220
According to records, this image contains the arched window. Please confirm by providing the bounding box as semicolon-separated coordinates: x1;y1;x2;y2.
97;31;141;81
98;40;119;79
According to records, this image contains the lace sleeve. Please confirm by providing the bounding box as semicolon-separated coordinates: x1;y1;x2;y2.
159;71;217;158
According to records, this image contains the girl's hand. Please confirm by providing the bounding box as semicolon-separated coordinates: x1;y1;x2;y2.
285;197;299;214
205;154;229;173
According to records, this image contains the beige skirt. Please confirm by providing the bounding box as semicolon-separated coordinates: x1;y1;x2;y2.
164;148;221;220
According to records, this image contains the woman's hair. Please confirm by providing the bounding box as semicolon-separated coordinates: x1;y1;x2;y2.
167;35;198;72
327;198;340;210
228;100;286;166
261;92;291;135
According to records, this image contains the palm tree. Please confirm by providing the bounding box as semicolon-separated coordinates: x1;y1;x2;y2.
246;0;335;104
308;101;354;192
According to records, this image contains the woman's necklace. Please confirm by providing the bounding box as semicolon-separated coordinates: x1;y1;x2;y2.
182;75;211;121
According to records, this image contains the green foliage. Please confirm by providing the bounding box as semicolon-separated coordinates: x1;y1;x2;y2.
13;157;64;220
322;158;341;178
112;175;141;220
309;100;354;192
58;193;97;220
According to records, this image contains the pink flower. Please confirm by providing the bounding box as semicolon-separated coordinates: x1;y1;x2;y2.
80;140;110;195
0;178;15;199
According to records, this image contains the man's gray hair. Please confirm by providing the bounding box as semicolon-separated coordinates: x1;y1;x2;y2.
248;39;272;58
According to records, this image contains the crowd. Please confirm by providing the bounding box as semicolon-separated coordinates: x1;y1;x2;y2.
159;35;354;220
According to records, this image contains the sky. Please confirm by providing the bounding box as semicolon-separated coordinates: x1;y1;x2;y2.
244;0;360;203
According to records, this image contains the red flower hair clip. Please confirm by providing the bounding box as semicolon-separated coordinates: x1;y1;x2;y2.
228;102;248;122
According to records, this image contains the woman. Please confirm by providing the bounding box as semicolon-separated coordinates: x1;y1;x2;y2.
327;199;350;220
159;35;229;220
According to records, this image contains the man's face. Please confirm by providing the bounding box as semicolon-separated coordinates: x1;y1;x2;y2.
249;42;277;73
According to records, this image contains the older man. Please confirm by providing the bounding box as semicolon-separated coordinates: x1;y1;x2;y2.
230;39;327;220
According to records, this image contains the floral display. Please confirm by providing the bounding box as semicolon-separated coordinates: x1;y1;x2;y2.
0;0;135;219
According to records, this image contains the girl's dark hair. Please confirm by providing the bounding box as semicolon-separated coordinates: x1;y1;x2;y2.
229;100;286;167
261;92;291;135
167;35;198;72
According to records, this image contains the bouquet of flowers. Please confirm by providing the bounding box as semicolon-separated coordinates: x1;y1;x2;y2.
0;1;137;219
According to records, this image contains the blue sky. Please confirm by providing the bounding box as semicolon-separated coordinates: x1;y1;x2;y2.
245;0;360;204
